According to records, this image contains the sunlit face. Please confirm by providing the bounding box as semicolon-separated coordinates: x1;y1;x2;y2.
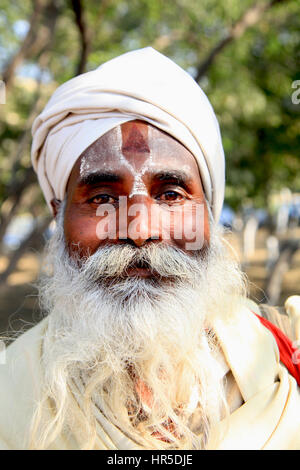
51;120;210;278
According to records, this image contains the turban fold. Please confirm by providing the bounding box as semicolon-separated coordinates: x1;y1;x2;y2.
31;47;225;221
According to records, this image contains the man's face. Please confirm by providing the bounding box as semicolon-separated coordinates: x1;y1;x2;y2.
53;120;210;276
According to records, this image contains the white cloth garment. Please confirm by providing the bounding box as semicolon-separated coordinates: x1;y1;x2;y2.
31;47;225;221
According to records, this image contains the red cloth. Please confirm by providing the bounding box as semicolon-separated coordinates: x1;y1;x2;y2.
255;313;300;386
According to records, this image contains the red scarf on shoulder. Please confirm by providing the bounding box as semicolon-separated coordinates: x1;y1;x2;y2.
255;313;300;386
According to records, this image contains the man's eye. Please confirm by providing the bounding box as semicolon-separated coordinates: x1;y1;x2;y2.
158;190;184;202
90;194;116;204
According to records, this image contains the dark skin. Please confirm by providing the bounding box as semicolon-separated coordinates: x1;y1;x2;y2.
51;120;210;277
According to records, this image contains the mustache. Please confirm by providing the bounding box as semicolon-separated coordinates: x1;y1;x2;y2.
77;242;209;283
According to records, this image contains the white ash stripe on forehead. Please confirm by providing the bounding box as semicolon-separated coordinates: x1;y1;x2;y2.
78;124;150;198
79;124;197;201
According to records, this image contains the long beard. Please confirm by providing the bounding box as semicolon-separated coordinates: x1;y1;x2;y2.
29;208;247;450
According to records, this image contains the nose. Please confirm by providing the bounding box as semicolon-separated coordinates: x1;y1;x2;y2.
123;197;161;247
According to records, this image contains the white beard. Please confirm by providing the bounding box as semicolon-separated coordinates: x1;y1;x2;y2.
30;204;247;450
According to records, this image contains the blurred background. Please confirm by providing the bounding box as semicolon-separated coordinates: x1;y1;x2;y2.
0;0;299;334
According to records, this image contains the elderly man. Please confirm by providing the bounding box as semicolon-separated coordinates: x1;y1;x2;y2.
0;48;300;450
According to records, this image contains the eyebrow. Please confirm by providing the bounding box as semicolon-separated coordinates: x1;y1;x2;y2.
78;170;122;187
152;169;192;188
78;168;193;189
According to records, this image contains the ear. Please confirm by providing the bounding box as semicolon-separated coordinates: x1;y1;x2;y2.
50;198;62;219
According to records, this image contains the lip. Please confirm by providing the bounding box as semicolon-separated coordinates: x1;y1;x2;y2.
126;267;154;278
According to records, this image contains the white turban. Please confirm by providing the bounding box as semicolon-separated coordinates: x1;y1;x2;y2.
31;47;225;221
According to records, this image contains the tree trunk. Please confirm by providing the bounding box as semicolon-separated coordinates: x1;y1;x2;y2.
71;0;92;76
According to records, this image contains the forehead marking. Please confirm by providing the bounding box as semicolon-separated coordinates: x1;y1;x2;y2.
121;123;150;154
79;124;183;199
120;123;152;198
